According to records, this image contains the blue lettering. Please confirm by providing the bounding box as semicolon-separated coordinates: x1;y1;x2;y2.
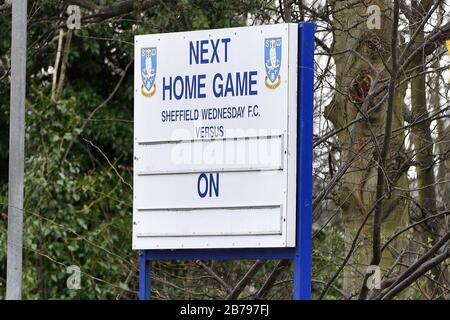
189;38;232;64
173;76;184;100
163;76;172;100
249;71;258;95
236;72;247;96
210;173;219;197
189;41;199;65
198;74;206;98
210;39;220;63
222;38;231;62
163;75;207;100
200;40;209;64
185;75;196;99
197;173;219;198
197;173;208;198
225;73;235;97
212;71;257;98
213;73;223;98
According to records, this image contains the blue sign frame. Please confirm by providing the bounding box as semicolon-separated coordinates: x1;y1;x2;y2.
138;22;314;300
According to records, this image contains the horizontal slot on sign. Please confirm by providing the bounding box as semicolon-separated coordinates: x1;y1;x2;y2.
136;204;280;211
135;135;284;175
135;205;282;237
138;167;282;175
137;133;283;145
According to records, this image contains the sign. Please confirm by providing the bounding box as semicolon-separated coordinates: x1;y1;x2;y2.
133;24;299;250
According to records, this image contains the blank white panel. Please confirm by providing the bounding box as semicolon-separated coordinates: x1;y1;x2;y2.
135;205;282;237
135;135;284;174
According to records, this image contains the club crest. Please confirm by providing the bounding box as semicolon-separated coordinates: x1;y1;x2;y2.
264;38;281;89
141;47;157;97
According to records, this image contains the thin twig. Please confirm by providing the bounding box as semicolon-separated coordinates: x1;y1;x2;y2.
195;260;233;294
83;138;132;190
226;260;265;300
61;59;132;163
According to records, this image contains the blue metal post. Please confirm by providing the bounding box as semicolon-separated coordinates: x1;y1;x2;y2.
139;250;151;300
293;22;314;300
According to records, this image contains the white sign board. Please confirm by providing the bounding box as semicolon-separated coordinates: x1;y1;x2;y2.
133;24;298;250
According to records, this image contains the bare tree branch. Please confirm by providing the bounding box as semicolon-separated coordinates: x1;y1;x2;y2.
255;259;290;300
377;232;450;299
61;59;132;163
195;260;233;294
381;248;450;300
63;0;158;23
226;260;265;300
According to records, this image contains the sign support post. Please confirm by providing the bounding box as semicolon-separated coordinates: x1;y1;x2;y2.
6;0;27;301
139;250;151;300
137;22;314;300
293;22;314;300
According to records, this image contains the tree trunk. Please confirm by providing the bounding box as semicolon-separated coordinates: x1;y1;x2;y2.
408;0;448;299
326;0;410;297
431;56;450;300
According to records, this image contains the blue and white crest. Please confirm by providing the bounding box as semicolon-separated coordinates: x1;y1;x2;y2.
141;47;157;97
264;38;281;89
